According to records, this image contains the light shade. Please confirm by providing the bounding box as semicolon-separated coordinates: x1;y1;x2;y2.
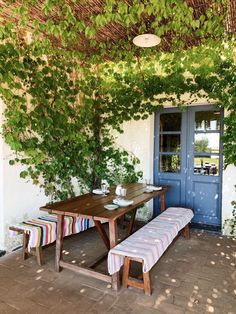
133;34;161;48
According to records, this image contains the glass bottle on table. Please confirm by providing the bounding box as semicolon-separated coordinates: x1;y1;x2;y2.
120;188;127;200
101;183;107;196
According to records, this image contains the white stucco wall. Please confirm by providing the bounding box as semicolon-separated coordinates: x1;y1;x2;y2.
0;101;48;251
2;145;48;251
0;102;4;249
114;115;155;214
222;165;236;226
114;115;155;182
221;110;236;233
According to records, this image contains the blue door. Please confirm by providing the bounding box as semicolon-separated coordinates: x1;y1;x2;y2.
154;106;223;228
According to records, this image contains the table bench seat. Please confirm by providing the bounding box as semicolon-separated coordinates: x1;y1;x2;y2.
9;215;94;265
108;207;194;295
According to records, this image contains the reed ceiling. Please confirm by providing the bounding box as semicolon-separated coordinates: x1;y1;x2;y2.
0;0;235;57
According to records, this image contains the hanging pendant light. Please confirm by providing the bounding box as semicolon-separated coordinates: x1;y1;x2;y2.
133;34;161;48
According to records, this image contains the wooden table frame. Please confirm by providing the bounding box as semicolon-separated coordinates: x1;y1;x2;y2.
40;183;168;290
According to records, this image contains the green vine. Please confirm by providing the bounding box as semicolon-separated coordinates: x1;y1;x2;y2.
223;200;236;235
1;48;143;200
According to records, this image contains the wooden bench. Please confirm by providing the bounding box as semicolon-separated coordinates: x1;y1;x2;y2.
9;226;44;266
9;215;94;266
108;207;194;295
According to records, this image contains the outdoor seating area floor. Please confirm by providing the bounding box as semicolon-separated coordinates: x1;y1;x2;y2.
0;226;235;314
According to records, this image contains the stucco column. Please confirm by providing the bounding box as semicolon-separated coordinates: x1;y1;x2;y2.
0;99;5;250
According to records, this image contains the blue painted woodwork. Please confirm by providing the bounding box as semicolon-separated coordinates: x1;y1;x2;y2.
153;106;223;227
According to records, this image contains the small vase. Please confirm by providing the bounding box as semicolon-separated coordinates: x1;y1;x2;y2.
115;184;122;197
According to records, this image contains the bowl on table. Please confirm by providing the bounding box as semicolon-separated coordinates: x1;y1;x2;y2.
104;204;119;211
113;199;134;207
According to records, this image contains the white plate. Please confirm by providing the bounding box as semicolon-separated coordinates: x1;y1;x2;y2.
104;204;119;211
146;186;162;191
151;186;162;191
92;189;110;195
144;188;154;193
113;199;134;207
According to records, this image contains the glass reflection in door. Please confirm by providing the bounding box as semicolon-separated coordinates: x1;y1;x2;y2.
194;111;220;176
159;113;181;173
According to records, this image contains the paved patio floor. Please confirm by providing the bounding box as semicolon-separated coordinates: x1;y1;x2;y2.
0;227;235;314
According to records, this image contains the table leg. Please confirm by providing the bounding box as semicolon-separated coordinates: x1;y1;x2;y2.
160;193;166;212
126;208;137;236
55;214;64;272
109;219;120;290
94;220;110;250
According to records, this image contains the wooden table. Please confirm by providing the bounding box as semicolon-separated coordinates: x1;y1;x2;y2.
40;183;168;290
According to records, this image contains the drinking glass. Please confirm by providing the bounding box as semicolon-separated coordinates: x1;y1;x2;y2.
101;183;107;196
145;179;151;187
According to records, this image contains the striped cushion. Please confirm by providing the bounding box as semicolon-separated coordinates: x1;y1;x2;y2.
10;215;94;250
108;207;194;275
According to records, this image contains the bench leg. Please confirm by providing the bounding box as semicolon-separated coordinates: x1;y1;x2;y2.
23;233;29;260
36;247;43;266
142;261;152;296
122;257;152;295
122;257;131;288
182;224;190;239
23;233;44;266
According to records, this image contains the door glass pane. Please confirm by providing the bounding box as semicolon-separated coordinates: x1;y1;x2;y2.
160;134;181;152
160;113;181;132
195;111;220;131
160;155;180;173
194;156;219;176
194;133;219;154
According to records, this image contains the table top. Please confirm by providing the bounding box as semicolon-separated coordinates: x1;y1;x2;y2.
40;183;168;222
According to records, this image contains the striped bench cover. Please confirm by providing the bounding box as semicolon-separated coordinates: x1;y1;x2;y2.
10;215;94;250
108;207;194;275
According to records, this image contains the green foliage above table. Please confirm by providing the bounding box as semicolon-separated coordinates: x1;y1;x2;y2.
0;1;236;203
1;45;143;199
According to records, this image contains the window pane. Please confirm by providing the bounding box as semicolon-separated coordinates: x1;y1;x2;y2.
195;111;220;131
194;156;219;176
160;134;181;152
160;155;180;173
160;113;181;132
194;133;219;154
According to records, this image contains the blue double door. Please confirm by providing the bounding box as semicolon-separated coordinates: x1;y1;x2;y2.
154;106;223;228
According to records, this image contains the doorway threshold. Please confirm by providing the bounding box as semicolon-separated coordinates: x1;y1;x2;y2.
191;223;221;234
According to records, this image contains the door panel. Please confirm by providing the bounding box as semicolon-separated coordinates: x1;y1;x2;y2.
154;108;187;215
186;106;222;226
154;106;222;227
192;181;219;225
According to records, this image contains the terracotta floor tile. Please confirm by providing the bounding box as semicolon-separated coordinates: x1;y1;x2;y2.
0;229;235;314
